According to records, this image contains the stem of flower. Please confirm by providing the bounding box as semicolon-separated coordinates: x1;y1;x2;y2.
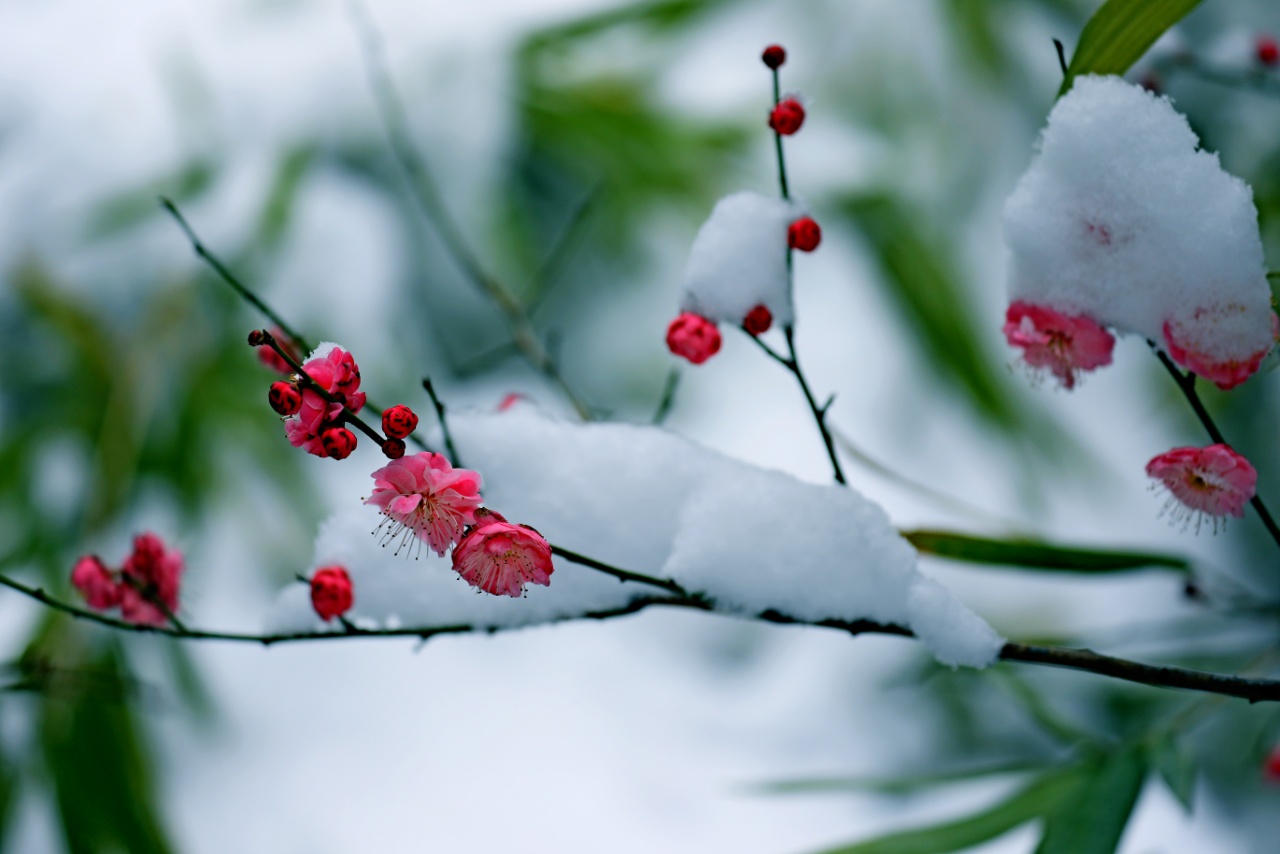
421;377;461;465
1152;345;1280;551
770;68;790;201
9;567;1280;701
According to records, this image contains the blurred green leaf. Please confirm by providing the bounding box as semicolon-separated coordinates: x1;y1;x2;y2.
809;767;1085;854
85;159;217;239
1060;0;1204;96
0;739;17;854
1153;735;1196;813
1035;747;1146;854
839;193;1025;433
755;760;1044;796
904;530;1190;572
37;643;174;854
256;144;317;253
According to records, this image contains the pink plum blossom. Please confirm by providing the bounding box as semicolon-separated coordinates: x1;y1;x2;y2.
71;555;122;610
283;345;367;457
452;509;554;598
1146;444;1257;531
1003;301;1115;390
1162;307;1278;390
365;452;483;557
119;532;184;626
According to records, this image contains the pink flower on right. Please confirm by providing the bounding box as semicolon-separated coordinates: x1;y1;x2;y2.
1146;444;1257;529
1003;301;1115;389
452;509;554;598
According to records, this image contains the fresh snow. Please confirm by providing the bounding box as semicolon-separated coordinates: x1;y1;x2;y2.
1003;75;1274;369
267;408;1003;668
680;191;799;329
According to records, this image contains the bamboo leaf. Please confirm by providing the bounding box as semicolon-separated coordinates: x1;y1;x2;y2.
1060;0;1205;96
904;530;1189;573
755;760;1044;796
1035;748;1146;854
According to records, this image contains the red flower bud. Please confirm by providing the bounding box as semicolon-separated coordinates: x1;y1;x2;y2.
381;404;419;440
762;44;786;70
787;216;822;252
1258;35;1279;67
268;381;302;416
310;565;353;622
769;98;805;136
247;329;267;346
382;438;406;459
320;427;357;460
666;313;722;365
742;304;773;336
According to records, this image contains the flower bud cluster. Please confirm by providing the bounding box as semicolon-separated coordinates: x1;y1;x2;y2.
71;533;184;626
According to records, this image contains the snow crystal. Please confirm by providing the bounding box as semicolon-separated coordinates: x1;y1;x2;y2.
1003;75;1274;378
266;409;1003;667
680;191;799;329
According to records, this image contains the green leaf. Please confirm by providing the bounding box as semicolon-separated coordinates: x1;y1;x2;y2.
1060;0;1205;96
755;760;1045;796
810;768;1085;854
1035;748;1146;854
1152;735;1196;814
903;530;1190;573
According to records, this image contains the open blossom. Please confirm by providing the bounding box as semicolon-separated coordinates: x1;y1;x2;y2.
666;313;721;364
119;533;184;626
1003;301;1115;389
1146;444;1257;530
452;509;554;598
366;452;483;556
71;555;122;610
283;345;366;458
310;566;354;622
1162;307;1278;390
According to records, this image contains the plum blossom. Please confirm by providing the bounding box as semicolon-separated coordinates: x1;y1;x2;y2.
71;555;122;610
119;532;184;626
1163;307;1279;390
1002;301;1115;389
1146;444;1257;531
366;452;483;556
283;344;366;458
310;566;354;622
451;509;554;598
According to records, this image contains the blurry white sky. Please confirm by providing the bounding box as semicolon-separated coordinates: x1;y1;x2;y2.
0;0;1260;851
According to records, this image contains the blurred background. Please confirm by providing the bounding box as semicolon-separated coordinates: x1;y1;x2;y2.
2;0;1280;851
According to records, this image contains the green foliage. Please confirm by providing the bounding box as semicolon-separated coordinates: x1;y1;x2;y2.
1060;0;1206;95
904;530;1190;573
1033;747;1146;854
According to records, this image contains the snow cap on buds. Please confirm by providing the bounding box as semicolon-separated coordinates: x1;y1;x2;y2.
310;566;354;622
366;452;483;557
71;555;122;610
761;44;786;69
787;216;821;252
1003;77;1275;388
382;438;406;459
679;191;797;329
119;533;183;626
1003;301;1115;390
1146;443;1257;530
452;508;554;598
742;304;773;336
666;313;721;365
268;381;302;416
321;427;357;460
1257;35;1279;67
381;405;419;440
769;97;805;135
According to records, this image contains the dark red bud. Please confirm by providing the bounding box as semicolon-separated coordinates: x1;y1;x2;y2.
268;381;302;416
787;217;821;252
762;45;786;70
381;405;419;440
382;438;406;459
321;427;357;460
742;304;773;336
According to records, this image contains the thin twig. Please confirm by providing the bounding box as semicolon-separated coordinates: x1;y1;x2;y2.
347;1;592;420
161;198;312;353
651;368;681;425
1151;344;1280;551
10;568;1279;700
421;377;460;465
550;546;688;597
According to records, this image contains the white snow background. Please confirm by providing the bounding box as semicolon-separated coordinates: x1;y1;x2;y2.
0;0;1266;851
